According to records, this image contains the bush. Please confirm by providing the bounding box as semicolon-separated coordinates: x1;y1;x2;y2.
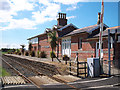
18;52;21;55
25;51;29;56
63;54;69;61
40;51;47;58
7;49;14;54
37;51;40;58
30;51;35;57
50;51;56;58
15;49;20;55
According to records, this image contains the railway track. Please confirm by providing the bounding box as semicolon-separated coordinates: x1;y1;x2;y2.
1;55;78;89
4;55;59;76
1;57;41;88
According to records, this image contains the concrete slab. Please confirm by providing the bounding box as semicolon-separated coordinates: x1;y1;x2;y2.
5;54;55;65
28;76;60;86
53;75;80;82
2;76;26;85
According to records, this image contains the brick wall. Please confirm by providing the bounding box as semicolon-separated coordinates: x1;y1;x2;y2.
71;33;96;60
32;44;38;52
114;43;120;68
38;34;62;57
70;34;114;63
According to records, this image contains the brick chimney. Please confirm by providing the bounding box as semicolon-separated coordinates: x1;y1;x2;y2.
57;13;67;26
97;12;101;25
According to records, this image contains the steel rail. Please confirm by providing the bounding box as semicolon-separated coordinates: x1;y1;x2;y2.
3;55;78;89
3;55;43;76
1;57;42;89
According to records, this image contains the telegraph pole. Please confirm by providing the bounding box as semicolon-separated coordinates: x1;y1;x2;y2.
108;29;111;76
99;0;104;74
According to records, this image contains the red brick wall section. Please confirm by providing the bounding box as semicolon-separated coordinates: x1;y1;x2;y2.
38;34;51;56
71;33;96;60
71;34;114;63
114;43;120;68
32;44;38;52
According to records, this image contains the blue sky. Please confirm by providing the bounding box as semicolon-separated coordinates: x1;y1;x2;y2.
0;0;119;49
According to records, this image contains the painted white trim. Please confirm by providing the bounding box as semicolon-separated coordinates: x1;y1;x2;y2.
62;37;71;57
83;84;114;89
4;85;34;88
41;76;113;86
68;76;113;84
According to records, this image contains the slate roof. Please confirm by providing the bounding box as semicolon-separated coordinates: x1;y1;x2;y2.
57;23;78;37
58;23;78;31
64;24;108;37
94;26;120;37
27;23;77;40
27;33;46;40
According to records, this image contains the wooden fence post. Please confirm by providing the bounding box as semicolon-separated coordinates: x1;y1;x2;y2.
76;52;79;77
85;62;87;78
69;59;71;75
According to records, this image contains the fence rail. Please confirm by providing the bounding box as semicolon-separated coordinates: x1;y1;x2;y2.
69;53;87;78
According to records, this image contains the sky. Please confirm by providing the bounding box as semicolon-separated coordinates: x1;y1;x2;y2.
0;0;119;49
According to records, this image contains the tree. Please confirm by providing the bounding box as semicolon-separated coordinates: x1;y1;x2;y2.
28;42;32;52
20;44;25;55
47;31;58;62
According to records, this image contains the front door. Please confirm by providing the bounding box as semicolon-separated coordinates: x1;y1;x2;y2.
62;38;71;57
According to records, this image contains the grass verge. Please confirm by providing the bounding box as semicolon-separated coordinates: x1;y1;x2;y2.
0;66;11;77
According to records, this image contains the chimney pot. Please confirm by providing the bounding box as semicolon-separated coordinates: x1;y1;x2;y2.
57;13;67;26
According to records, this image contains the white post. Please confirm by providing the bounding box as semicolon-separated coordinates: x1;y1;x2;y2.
108;29;111;76
99;0;104;74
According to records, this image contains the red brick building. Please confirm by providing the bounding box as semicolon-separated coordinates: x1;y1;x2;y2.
27;13;120;68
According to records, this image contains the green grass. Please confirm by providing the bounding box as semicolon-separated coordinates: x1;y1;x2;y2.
2;52;8;54
0;66;11;77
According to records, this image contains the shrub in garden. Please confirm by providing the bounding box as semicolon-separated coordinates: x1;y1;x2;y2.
63;54;70;64
40;51;47;58
30;51;35;57
7;50;14;54
14;49;20;55
18;52;21;55
50;51;56;58
63;54;69;61
37;51;40;58
25;51;29;56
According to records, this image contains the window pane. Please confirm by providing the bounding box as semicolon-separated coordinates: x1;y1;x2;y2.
79;38;82;49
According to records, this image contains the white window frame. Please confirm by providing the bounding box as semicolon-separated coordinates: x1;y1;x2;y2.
110;36;113;49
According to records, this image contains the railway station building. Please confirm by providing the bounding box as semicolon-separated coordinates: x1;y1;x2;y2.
27;13;120;68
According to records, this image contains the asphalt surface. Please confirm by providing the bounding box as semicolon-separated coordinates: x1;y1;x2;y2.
40;75;120;89
1;74;120;90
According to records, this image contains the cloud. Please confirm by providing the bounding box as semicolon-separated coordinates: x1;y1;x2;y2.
0;43;29;50
0;0;36;30
1;0;96;31
53;0;86;5
32;3;61;24
0;0;62;30
0;0;10;10
0;18;37;30
66;5;77;11
53;0;120;3
67;16;76;19
0;43;21;49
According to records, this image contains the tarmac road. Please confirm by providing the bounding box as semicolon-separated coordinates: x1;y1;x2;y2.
1;75;120;90
40;75;120;90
